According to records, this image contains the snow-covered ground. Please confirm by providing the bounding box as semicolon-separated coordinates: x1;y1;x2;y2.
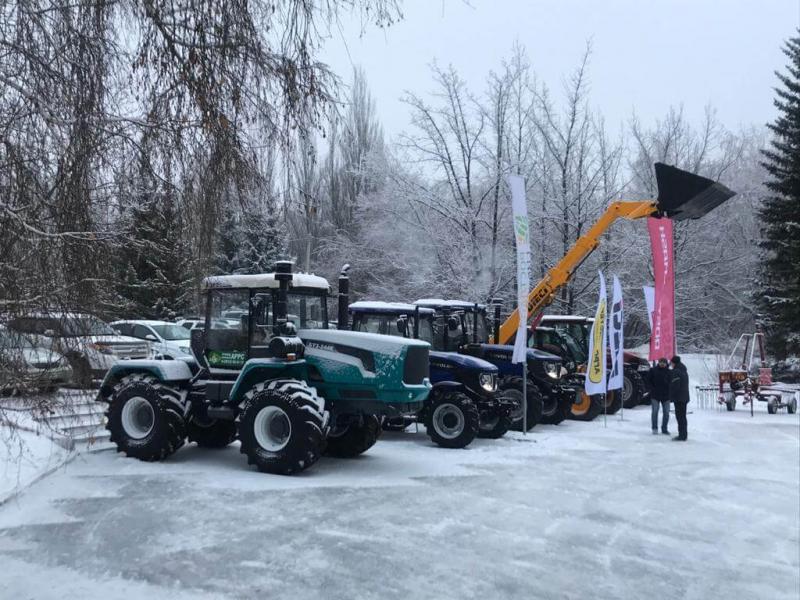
0;403;797;600
1;410;72;505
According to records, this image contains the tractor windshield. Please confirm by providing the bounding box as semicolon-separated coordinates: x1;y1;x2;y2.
461;309;489;343
353;313;412;338
286;292;327;330
352;311;433;343
417;316;434;345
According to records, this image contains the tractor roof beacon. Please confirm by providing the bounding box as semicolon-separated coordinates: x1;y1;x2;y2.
349;302;519;447
97;261;432;475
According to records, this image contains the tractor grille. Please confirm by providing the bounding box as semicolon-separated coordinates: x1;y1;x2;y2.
403;346;429;385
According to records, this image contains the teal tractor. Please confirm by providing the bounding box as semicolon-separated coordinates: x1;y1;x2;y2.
97;262;431;475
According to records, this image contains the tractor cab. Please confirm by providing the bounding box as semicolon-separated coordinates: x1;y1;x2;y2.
195;267;330;372
348;301;436;344
531;326;587;372
413;299;490;352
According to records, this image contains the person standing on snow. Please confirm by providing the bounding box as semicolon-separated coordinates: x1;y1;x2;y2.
648;358;671;435
669;355;690;441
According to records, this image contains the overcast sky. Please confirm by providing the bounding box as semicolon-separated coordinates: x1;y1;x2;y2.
323;0;799;140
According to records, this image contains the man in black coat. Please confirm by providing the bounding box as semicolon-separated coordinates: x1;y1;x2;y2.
648;358;671;434
669;355;690;441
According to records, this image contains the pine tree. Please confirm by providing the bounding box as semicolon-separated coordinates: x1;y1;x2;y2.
115;178;191;319
760;31;800;358
216;203;286;275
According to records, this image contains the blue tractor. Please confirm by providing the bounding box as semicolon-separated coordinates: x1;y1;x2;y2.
414;300;577;430
348;301;518;448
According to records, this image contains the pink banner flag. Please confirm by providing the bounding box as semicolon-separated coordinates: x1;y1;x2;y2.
647;217;676;361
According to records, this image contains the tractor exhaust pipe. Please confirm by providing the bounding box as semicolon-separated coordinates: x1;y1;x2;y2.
654;163;736;220
491;298;503;344
338;264;350;330
274;261;293;335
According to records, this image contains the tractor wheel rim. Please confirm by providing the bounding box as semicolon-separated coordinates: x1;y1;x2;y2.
327;422;350;439
541;396;557;416
604;391;616;408
433;403;465;439
504;389;524;422
254;405;292;452
572;392;591;416
622;376;633;403
121;396;155;439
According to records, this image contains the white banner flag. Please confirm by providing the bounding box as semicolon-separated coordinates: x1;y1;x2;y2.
508;174;530;364
585;272;608;395
643;286;655;331
608;276;624;391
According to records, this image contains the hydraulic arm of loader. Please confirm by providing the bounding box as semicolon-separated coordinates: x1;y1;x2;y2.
496;163;737;345
497;201;657;344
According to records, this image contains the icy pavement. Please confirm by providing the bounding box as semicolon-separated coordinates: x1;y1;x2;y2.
0;404;797;600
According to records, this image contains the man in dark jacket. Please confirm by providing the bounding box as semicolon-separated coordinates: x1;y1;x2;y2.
669;355;690;441
648;358;671;434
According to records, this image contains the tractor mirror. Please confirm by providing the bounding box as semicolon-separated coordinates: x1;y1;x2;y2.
654;162;736;221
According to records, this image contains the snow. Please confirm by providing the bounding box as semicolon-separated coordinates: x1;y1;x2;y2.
414;298;486;309
349;301;435;314
298;328;430;351
201;272;330;291
540;315;592;323
1;415;72;505
0;401;797;599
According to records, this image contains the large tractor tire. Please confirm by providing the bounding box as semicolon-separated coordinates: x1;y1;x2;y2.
105;374;187;461
622;368;646;409
187;416;238;448
725;396;736;412
767;398;777;414
425;391;480;448
602;389;623;415
237;379;327;475
326;415;382;457
569;391;604;421
477;407;512;439
501;377;544;431
539;388;571;426
788;396;797;414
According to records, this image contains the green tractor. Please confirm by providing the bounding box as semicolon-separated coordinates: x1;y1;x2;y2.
97;262;431;475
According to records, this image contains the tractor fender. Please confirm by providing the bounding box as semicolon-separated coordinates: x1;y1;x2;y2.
228;358;310;406
98;359;193;396
97;360;193;415
417;380;466;420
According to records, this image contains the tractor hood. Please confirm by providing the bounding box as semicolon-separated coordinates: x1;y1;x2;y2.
299;329;429;355
430;350;498;373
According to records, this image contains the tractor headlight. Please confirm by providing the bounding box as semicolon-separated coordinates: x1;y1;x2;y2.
479;372;497;393
179;346;191;354
545;362;560;379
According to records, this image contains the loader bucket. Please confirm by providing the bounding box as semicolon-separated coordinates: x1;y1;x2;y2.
655;162;736;221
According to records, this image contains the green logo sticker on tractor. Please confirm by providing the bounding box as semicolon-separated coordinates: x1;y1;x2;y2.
208;350;246;368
